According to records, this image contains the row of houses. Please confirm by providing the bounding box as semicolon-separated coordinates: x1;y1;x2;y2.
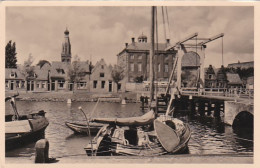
5;58;120;93
205;64;253;90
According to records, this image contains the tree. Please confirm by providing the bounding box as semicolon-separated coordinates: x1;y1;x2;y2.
37;60;51;68
111;65;125;92
22;54;35;79
68;55;85;90
5;40;17;68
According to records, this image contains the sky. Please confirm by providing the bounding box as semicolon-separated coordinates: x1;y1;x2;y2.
6;6;254;68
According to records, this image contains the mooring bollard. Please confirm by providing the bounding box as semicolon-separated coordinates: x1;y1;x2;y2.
35;139;49;163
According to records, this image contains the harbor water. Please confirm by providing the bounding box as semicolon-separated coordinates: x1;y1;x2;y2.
5;101;253;158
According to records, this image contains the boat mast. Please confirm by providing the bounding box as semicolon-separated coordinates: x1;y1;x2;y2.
149;6;155;109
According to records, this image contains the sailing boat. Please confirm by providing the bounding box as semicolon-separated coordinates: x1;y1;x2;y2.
84;6;191;156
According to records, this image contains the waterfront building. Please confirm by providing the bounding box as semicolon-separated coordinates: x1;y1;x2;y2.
5;68;26;92
117;34;176;83
33;66;50;92
90;58;116;93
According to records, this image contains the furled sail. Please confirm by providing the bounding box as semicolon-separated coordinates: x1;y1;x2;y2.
91;110;155;126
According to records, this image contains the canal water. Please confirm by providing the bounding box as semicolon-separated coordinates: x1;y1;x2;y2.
5;101;253;158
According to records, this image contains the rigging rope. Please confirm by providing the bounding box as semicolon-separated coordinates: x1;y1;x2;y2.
222;36;224;66
161;7;167;42
165;6;171;40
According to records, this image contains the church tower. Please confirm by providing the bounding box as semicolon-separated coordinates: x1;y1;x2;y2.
61;28;71;63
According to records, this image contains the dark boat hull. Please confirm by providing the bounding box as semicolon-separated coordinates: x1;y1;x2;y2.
5;124;48;150
5;112;49;150
65;121;104;135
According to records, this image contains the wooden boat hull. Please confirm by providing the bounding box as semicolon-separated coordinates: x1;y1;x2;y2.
5;112;49;150
65;121;104;135
85;123;191;156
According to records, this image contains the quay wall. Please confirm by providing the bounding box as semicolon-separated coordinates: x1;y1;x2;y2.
5;91;140;103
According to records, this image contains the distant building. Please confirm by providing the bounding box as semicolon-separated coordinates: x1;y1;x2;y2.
227;61;254;69
117;34;176;83
226;73;243;88
204;65;243;89
90;59;116;92
246;76;254;90
204;65;217;88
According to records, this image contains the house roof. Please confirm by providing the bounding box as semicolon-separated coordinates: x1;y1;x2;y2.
5;68;25;80
126;42;169;51
49;61;69;78
226;73;243;85
181;52;200;67
34;68;49;81
118;42;173;56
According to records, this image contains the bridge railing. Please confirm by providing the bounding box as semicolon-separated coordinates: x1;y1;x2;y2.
143;84;253;99
180;87;254;99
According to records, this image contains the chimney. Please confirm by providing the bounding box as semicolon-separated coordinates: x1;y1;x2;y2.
131;37;135;43
125;43;128;47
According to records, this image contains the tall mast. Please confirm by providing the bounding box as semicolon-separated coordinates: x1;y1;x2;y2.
149;6;155;108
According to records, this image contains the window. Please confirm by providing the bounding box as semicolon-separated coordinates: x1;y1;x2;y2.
77;82;87;89
21;81;25;88
130;63;134;72
138;63;142;72
209;74;212;79
42;82;46;89
16;81;20;88
158;63;161;72
93;80;97;88
37;82;40;88
10;72;16;78
101;65;104;69
164;64;168;72
5;80;8;88
130;54;134;59
101;81;105;89
100;73;105;77
58;80;65;88
138;55;142;59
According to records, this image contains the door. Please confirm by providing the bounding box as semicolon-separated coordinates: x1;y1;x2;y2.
51;82;55;91
69;83;73;91
31;82;34;91
10;81;14;90
109;81;112;92
27;81;30;91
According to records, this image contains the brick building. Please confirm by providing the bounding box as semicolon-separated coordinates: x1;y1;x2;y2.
117;34;176;83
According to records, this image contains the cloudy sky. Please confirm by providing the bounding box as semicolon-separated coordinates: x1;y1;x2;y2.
6;6;253;68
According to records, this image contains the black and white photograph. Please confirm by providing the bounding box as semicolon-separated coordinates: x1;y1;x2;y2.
3;2;255;165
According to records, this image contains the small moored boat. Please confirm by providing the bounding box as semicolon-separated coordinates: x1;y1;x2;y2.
5;94;49;150
65;121;105;135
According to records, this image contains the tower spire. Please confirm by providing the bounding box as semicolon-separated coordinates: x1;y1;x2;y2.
61;28;71;63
